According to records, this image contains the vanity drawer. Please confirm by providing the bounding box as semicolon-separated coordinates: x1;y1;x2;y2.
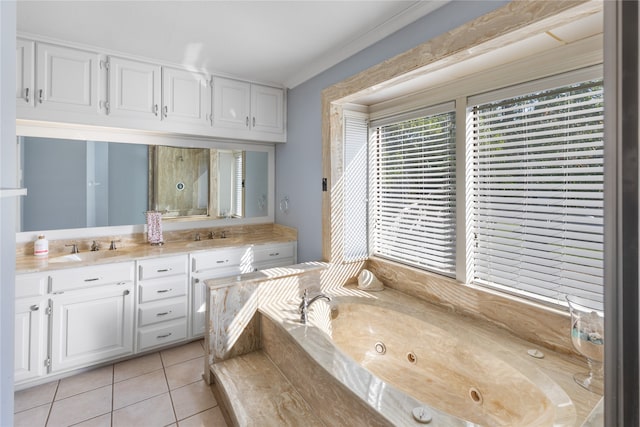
138;276;187;303
49;262;134;293
137;318;187;351
15;273;48;298
252;242;295;264
191;247;250;273
138;255;187;280
138;299;186;327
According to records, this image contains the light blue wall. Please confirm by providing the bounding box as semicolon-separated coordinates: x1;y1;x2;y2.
108;143;148;226
276;1;509;262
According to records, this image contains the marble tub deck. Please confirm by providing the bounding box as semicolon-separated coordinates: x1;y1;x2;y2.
252;286;602;426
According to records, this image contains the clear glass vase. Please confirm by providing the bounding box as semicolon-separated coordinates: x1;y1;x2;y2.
566;295;604;395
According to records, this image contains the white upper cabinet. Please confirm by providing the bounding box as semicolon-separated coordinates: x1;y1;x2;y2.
251;84;285;134
16;37;286;143
108;57;162;120
213;76;285;137
162;67;212;128
16;39;35;108
35;43;100;114
212;77;251;130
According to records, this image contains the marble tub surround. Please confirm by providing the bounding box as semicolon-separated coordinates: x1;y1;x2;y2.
204;262;326;373
16;223;296;273
205;264;600;426
258;285;601;426
367;257;577;357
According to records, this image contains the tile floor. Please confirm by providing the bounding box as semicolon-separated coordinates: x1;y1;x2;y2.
14;340;229;427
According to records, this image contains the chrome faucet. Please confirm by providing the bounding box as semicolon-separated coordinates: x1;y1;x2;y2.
65;243;79;254
298;289;331;324
90;240;100;251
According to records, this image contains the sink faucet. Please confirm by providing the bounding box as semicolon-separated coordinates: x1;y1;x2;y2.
90;240;100;251
65;243;79;254
194;233;201;242
298;289;331;324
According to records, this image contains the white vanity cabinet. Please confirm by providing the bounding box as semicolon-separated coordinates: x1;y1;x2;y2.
16;41;102;118
48;262;135;373
212;76;285;136
252;242;297;271
136;255;189;351
14;273;48;383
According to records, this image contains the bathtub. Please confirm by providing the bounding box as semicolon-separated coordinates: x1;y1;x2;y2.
259;287;577;427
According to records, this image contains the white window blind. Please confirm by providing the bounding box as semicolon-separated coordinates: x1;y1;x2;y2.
344;113;369;261
471;79;604;305
232;151;244;217
371;109;457;275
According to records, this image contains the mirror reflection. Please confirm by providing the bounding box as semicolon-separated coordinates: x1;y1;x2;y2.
18;136;270;232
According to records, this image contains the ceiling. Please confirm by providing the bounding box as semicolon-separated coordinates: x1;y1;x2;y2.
16;1;449;89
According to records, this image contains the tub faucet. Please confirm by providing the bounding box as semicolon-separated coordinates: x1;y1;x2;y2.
299;289;331;324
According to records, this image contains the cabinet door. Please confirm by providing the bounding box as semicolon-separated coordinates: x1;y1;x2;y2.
251;84;284;134
212;77;251;130
14;298;47;383
162;67;211;127
36;43;99;113
16;39;35;108
108;57;161;120
50;283;134;372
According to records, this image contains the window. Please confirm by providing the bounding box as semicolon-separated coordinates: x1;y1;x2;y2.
470;78;604;305
369;104;457;276
351;67;604;307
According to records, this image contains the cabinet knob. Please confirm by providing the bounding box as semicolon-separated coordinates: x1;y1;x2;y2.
154;104;159;116
245;116;249;127
163;105;168;118
25;88;30;103
194;278;200;283
123;290;130;296
252;117;256;127
38;89;43;103
30;304;39;311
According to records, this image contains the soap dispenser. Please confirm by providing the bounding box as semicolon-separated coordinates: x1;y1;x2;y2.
34;235;49;257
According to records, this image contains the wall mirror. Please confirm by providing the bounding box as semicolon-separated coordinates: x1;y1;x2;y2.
17;135;272;233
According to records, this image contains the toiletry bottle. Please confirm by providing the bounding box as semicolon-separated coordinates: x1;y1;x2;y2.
34;235;49;257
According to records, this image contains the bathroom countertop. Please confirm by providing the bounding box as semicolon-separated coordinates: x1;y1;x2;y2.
16;233;296;274
257;284;603;427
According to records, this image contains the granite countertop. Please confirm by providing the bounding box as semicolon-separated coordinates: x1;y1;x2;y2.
16;233;296;274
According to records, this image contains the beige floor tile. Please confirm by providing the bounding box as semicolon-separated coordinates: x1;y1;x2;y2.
113;368;168;410
112;392;176;427
170;380;217;421
47;385;112;427
72;413;111;427
14;381;58;413
161;340;204;367
178;407;227;427
56;365;113;400
165;357;204;390
13;403;50;427
114;352;163;383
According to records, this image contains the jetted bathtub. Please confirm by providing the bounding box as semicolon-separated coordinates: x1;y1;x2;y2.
259;288;577;427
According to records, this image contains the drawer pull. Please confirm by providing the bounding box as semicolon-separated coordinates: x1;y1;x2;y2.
156;289;172;293
156;268;172;273
269;252;280;257
84;277;101;282
157;333;172;339
30;305;39;311
117;281;127;286
216;260;228;264
156;311;171;317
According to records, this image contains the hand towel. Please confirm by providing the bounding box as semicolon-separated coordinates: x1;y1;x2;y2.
146;211;163;244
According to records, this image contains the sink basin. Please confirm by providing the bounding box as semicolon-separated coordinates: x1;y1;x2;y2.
185;238;240;249
48;250;129;264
